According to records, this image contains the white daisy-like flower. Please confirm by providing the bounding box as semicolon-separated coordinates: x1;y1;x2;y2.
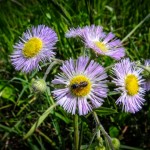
112;58;145;113
52;56;108;115
11;25;58;73
65;25;125;60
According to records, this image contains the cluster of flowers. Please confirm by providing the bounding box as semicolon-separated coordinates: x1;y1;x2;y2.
11;25;150;115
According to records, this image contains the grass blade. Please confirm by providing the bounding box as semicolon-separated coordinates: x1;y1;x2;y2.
23;103;57;139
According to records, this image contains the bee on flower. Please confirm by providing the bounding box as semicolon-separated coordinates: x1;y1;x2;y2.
52;56;108;115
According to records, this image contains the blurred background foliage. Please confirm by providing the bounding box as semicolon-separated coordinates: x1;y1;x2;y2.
0;0;150;149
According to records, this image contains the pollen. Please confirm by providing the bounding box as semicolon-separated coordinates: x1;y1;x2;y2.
70;75;91;97
125;74;139;96
23;37;43;58
95;41;108;52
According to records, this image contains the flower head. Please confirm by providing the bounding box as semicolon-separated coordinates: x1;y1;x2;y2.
143;59;150;91
112;58;145;113
11;25;58;73
65;25;125;60
112;138;120;150
52;56;108;115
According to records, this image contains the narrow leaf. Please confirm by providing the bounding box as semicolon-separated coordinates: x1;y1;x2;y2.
23;103;57;139
95;107;118;116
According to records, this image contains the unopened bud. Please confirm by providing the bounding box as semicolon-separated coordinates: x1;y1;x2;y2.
95;146;105;150
112;138;120;150
32;78;47;93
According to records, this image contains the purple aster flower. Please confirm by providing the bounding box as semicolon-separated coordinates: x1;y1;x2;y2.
65;25;125;60
52;56;108;115
11;25;58;73
112;58;145;113
143;59;150;91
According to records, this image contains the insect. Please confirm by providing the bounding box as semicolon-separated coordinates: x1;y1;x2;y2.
71;81;88;89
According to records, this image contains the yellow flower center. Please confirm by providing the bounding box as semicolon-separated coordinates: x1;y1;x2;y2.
70;75;91;97
23;37;43;58
95;41;108;52
125;74;139;96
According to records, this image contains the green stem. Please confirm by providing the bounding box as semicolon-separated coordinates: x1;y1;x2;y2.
43;61;59;80
121;13;150;43
105;64;115;71
93;112;114;150
36;129;57;148
93;111;101;139
51;58;64;63
137;64;150;73
78;122;83;150
86;127;99;150
74;114;79;150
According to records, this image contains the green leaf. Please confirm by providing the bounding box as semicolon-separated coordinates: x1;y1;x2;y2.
109;126;119;137
94;107;118;116
121;13;150;43
0;86;15;102
54;112;71;124
0;104;12;110
23;103;57;140
120;144;143;150
1;120;22;140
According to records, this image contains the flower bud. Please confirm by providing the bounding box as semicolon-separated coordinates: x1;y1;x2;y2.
112;138;120;150
95;146;105;150
32;78;47;93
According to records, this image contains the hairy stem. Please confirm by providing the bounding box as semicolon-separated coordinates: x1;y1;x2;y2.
137;64;150;73
93;111;114;150
74;114;79;150
43;61;59;80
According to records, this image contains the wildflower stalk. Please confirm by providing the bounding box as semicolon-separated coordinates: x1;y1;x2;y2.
36;129;57;148
87;126;99;150
105;64;114;71
51;57;64;63
137;64;150;74
78;122;83;150
93;111;114;150
43;61;59;80
74;114;79;150
121;13;150;43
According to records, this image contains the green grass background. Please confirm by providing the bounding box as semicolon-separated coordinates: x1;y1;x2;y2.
0;0;150;149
